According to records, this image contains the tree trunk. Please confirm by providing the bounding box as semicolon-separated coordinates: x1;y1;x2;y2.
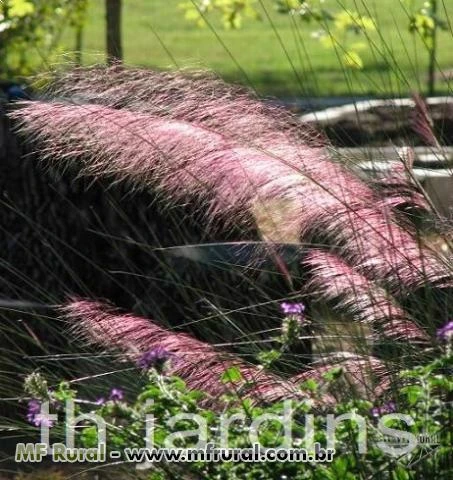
427;0;438;97
106;0;123;64
75;25;84;65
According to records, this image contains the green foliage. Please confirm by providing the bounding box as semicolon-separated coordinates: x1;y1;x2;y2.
180;0;376;69
23;371;50;400
405;0;448;94
406;0;447;47
179;0;449;91
22;349;452;479
280;314;303;347
58;0;452;96
179;0;260;29
0;0;88;77
256;348;282;368
277;1;375;70
220;365;244;383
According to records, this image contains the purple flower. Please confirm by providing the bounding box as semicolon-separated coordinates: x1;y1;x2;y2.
109;388;124;402
280;302;305;316
27;399;41;415
95;397;106;406
371;401;397;417
34;416;55;428
26;399;41;424
137;347;172;371
26;399;55;428
437;321;453;341
371;406;381;417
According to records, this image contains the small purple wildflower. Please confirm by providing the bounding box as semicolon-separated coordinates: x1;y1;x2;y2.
109;388;124;402
95;397;106;406
26;399;41;424
280;302;305;316
280;302;306;346
137;347;173;372
385;401;396;413
371;401;397;417
35;416;55;428
437;321;453;341
370;407;380;417
26;399;55;428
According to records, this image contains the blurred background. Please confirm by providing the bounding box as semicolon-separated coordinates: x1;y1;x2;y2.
1;1;452;99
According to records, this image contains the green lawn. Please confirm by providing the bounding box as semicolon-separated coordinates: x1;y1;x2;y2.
62;0;453;97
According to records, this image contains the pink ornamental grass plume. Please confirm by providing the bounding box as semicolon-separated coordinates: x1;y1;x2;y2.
10;67;451;290
42;66;432;223
411;94;440;148
12;71;452;294
373;147;430;214
13;101;317;227
42;66;430;222
44;66;325;148
304;250;429;342
291;353;391;401
61;299;305;404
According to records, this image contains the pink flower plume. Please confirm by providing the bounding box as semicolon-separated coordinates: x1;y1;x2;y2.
11;67;453;294
304;250;429;342
372;147;430;213
291;353;391;401
411;94;440;148
44;65;325;149
62;298;304;404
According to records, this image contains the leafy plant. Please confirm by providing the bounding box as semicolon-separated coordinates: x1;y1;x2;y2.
180;1;375;69
180;0;449;91
179;0;261;29
406;0;448;94
21;346;452;479
0;0;87;78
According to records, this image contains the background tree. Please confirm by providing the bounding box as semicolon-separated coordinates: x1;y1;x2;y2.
106;0;123;64
407;0;447;95
73;0;88;65
180;1;375;69
181;0;447;95
0;0;88;78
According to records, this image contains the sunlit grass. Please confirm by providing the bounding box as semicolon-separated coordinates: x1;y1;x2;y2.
59;0;453;97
